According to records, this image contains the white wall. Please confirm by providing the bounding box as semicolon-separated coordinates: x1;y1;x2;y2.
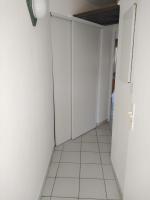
51;17;72;145
124;0;150;199
97;26;114;124
0;1;54;200
49;0;104;16
111;0;136;192
72;21;100;138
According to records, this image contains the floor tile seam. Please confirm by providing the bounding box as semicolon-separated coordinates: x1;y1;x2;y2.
52;161;112;164
49;196;122;200
48;195;121;200
44;196;121;200
47;177;115;180
50;149;64;197
78;134;82;200
96;128;108;200
54;151;111;154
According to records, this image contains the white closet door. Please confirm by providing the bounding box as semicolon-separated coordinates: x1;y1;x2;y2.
72;21;100;139
51;17;72;145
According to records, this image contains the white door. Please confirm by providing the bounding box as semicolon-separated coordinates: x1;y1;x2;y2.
124;1;150;199
51;17;72;145
72;21;100;139
111;3;137;191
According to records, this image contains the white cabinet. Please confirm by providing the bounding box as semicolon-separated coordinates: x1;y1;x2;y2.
72;21;100;139
51;17;72;145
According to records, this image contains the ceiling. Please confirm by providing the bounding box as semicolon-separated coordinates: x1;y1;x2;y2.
50;0;119;19
86;0;118;6
74;4;120;26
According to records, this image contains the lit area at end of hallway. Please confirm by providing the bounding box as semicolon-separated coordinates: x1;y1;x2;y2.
41;122;121;200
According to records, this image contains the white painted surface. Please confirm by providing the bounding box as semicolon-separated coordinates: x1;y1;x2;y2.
51;12;103;29
0;1;54;200
97;26;114;124
119;4;137;83
49;0;103;16
123;0;150;199
51;17;72;145
111;0;136;192
72;21;100;139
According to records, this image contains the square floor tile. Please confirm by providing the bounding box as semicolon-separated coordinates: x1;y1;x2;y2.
52;151;62;162
55;144;64;151
81;143;99;152
86;129;97;136
57;163;80;178
63;143;81;152
102;165;115;179
42;178;55;196
41;197;50;200
80;164;103;179
105;180;121;199
97;128;111;136
101;153;111;164
98;136;112;144
52;178;79;198
51;198;77;200
99;143;111;153
100;123;111;130
79;179;106;199
60;152;80;163
81;152;101;164
82;134;97;143
48;163;59;177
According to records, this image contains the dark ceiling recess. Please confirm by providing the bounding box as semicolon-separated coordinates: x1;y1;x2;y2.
74;5;120;26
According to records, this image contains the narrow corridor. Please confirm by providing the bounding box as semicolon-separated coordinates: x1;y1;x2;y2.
41;123;121;200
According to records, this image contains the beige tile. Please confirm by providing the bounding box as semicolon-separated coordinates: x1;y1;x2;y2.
52;151;62;162
52;178;79;198
61;152;80;163
81;143;99;152
80;164;103;179
105;180;121;199
57;163;80;178
99;143;111;153
98;135;112;143
101;153;111;164
81;152;101;164
102;165;115;179
63;143;81;152
55;144;64;151
82;135;97;143
48;163;59;177
79;179;106;199
42;178;55;196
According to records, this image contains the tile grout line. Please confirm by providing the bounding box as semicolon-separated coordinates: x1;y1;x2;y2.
96;127;108;200
78;135;82;200
48;177;115;180
49;147;64;198
50;195;121;200
42;127;121;200
52;161;112;165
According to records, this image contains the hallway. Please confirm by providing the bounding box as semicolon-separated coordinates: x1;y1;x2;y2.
41;123;121;200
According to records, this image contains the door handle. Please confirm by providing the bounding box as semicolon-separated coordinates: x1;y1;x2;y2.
128;104;135;130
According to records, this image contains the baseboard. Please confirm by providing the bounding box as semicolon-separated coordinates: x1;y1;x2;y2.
111;161;123;199
38;147;55;200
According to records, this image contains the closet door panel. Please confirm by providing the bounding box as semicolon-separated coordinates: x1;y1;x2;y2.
51;17;72;145
72;22;100;139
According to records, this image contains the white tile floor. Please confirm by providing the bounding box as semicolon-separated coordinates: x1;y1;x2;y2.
41;123;121;200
